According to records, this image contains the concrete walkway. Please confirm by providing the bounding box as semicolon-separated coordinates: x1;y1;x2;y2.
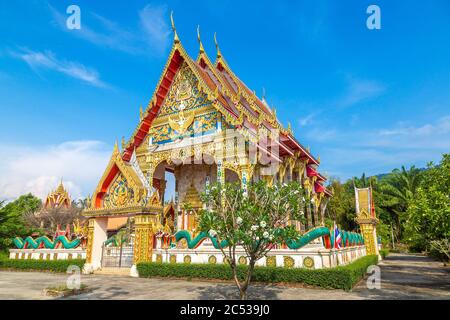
352;253;450;299
0;253;448;300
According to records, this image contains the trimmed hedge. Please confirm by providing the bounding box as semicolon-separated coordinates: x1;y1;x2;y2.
137;255;378;291
0;258;85;273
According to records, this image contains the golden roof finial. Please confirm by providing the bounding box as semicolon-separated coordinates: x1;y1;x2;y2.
214;32;222;59
170;11;180;43
114;139;119;153
317;155;321;163
121;136;126;150
56;178;65;193
197;25;205;54
139;105;143;121
287;122;293;134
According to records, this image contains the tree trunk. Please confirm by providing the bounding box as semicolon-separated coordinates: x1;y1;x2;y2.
239;289;247;300
230;263;243;300
390;223;395;249
239;260;255;300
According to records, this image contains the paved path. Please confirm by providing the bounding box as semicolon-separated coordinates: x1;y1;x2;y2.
0;253;448;300
352;253;450;299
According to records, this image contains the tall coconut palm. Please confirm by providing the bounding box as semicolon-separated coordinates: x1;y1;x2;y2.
381;166;422;212
379;165;422;239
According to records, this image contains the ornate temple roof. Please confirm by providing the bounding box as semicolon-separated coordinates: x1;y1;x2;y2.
118;14;330;196
44;180;71;209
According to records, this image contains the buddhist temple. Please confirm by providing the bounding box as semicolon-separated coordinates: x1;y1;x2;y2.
44;180;71;209
81;15;370;274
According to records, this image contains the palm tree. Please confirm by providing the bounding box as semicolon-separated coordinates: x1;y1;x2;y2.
379;165;422;240
381;166;422;212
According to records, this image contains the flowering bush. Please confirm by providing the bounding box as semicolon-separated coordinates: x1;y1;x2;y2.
199;180;306;299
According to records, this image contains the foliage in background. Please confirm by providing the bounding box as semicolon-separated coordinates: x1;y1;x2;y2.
23;206;82;236
0;194;41;251
379;249;390;259
404;154;450;258
326;153;449;260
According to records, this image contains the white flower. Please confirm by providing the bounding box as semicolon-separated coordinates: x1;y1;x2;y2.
260;221;267;228
251;225;259;231
209;230;217;237
302;197;305;201
263;231;269;239
236;217;243;225
300;211;304;216
256;237;260;241
269;235;274;241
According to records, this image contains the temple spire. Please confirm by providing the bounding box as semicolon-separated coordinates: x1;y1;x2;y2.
214;32;222;60
170;11;180;43
197;25;205;54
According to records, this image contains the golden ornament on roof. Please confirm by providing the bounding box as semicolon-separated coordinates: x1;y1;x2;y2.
168;108;195;136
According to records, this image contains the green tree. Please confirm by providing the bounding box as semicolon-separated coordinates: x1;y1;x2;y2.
404;154;450;256
378;165;422;240
326;179;357;230
199;181;305;300
0;194;42;251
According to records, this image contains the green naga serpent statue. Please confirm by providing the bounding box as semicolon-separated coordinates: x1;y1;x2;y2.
174;227;364;250
13;235;81;250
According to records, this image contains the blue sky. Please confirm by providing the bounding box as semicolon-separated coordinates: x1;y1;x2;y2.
0;0;449;201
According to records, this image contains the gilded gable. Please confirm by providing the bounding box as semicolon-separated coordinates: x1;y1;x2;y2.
103;172;135;208
148;62;221;144
158;62;210;116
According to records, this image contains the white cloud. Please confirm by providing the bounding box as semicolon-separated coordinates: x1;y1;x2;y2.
305;128;337;142
0;141;111;202
10;48;107;88
338;78;385;108
368;116;450;150
303;116;450;179
48;4;171;56
379;116;450;137
299;112;317;126
139;4;172;55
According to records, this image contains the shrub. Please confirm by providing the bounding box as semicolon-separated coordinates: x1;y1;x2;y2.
428;239;450;262
379;249;390;259
0;257;85;273
137;255;378;291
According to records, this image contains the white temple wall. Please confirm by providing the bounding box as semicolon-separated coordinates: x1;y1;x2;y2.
9;249;86;260
152;245;367;269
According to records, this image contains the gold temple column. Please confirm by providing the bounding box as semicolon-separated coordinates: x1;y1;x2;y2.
304;179;313;229
133;214;157;264
85;219;94;264
357;216;380;256
355;187;380;257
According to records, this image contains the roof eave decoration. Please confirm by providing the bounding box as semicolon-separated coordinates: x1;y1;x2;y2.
121;17;322;173
123;18;246;161
90;142;147;209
